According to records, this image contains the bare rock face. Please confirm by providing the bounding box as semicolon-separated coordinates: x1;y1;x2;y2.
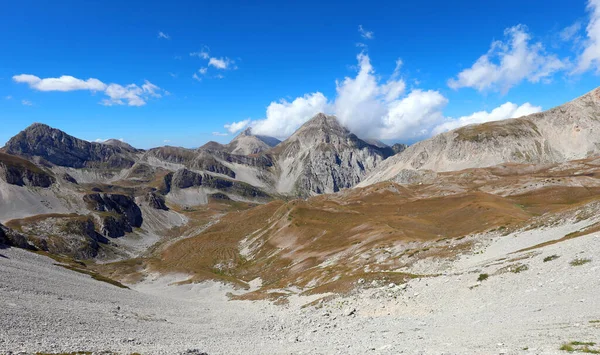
83;193;143;237
4;216;106;258
391;143;408;154
3;123;136;169
171;168;270;199
271;113;393;196
144;147;236;178
171;168;204;189
0;152;54;188
0;223;32;249
144;191;169;210
360;87;600;186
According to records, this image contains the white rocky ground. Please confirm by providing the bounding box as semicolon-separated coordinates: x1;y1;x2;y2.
1;218;599;355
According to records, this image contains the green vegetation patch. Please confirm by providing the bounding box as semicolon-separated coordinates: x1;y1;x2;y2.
560;341;600;353
570;258;592;267
544;254;560;262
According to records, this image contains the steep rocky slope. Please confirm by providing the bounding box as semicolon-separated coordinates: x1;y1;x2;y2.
270;113;393;196
360;87;600;186
2;123;138;169
0;152;55;187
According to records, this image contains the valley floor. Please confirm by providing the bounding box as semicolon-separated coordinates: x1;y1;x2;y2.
1;219;600;355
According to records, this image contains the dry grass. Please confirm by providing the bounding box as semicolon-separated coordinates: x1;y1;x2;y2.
86;155;600;298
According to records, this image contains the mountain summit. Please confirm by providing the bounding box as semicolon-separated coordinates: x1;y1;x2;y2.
2;123;136;169
271;113;393;195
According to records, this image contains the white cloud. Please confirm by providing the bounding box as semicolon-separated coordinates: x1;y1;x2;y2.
13;74;164;106
575;0;600;73
560;21;583;42
4;95;12;100
208;57;235;70
13;74;107;92
94;138;125;143
199;67;208;75
231;54;448;141
212;132;229;136
432;102;542;135
163;139;171;143
102;80;162;106
21;99;33;106
190;48;210;59
448;25;566;93
169;72;177;78
192;73;202;81
158;31;170;40
251;93;329;139
224;119;250;134
225;53;544;142
358;25;374;39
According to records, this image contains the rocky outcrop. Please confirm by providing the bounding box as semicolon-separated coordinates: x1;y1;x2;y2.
0;152;55;187
61;173;78;184
97;214;134;238
2;123;136;169
4;216;106;258
171;168;270;199
84;193;143;237
0;223;32;249
172;169;204;189
360;87;600;187
144;191;169;210
391;143;408;155
271;113;393;196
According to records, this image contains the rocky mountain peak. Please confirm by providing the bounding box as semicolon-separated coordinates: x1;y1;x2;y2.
227;127;280;155
2;124;136;169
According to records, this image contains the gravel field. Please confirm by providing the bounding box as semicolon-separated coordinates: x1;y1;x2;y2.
1;220;599;355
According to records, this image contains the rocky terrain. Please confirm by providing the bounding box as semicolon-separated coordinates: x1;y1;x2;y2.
359;87;600;186
2;88;600;354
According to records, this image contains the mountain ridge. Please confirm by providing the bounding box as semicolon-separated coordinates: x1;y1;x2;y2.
359;87;600;186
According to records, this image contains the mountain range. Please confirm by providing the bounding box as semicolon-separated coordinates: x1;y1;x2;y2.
1;86;600;290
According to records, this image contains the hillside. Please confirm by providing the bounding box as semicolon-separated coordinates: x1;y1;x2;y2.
360;87;600;186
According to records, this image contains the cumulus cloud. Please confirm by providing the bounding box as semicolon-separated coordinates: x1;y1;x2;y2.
13;74;107;92
224;119;250;134
358;25;374;39
448;25;566;93
247;54;449;141
94;138;125;143
21;99;33;106
192;73;202;81
251;93;329;139
191;47;237;74
157;31;170;40
13;74;165;106
208;57;234;70
226;53;543;142
575;0;600;73
432;102;542;135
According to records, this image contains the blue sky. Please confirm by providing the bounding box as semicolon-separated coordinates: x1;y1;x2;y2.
1;0;599;148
